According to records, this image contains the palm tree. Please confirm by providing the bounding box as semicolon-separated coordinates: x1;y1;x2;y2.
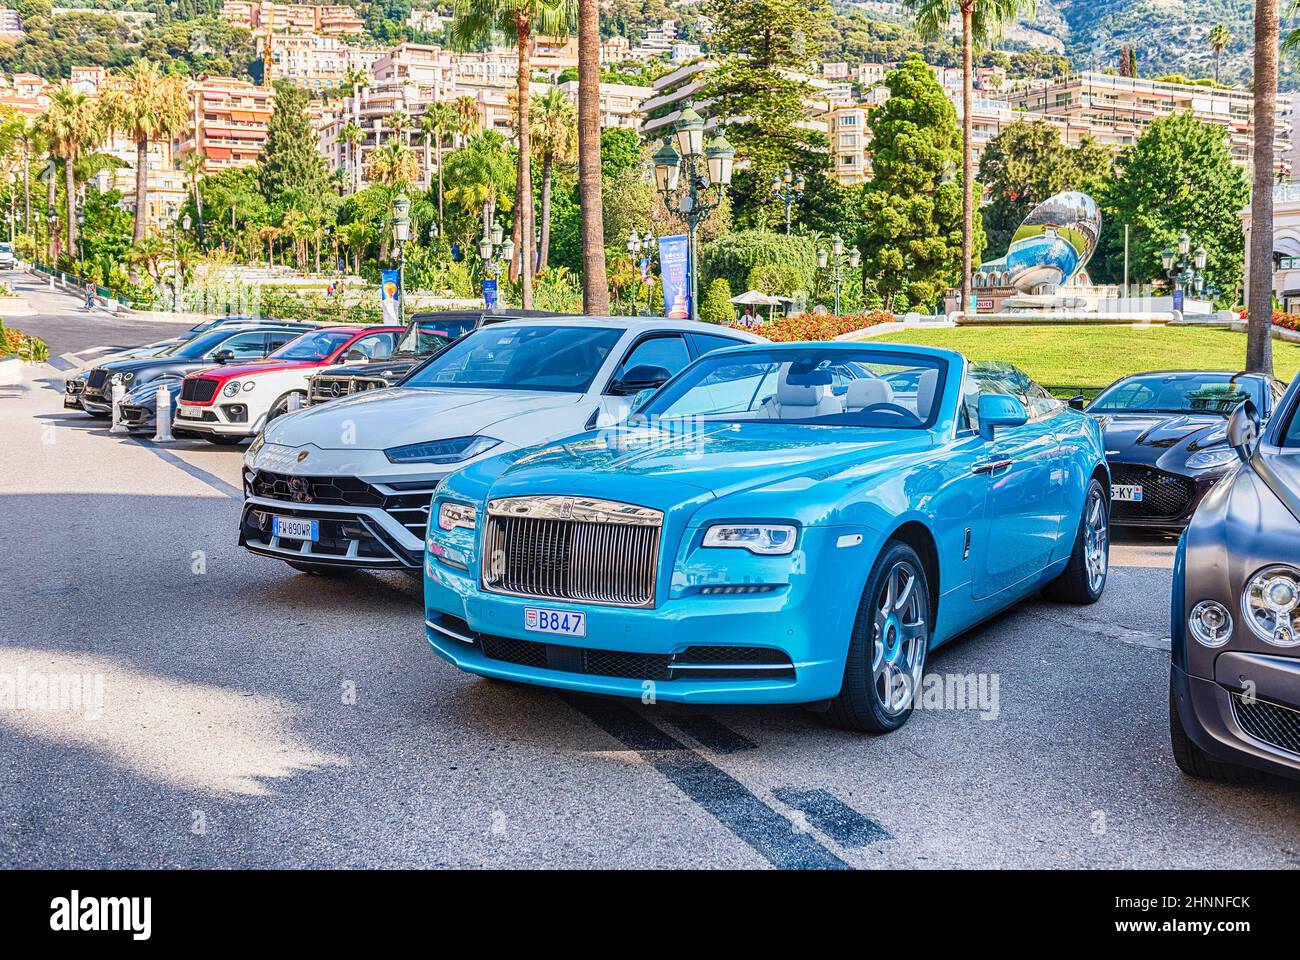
340;66;369;99
340;121;364;193
181;150;206;248
443;130;515;249
102;59;190;243
421;102;455;230
577;0;608;314
364;141;420;189
1250;0;1281;374
1209;23;1231;83
906;0;1034;314
387;109;412;146
452;95;480;145
530;88;576;271
17;117;40;235
44;84;105;256
452;0;577;308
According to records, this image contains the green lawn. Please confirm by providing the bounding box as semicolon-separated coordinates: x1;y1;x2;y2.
870;324;1300;397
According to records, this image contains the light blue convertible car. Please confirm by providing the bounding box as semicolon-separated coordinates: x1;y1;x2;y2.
423;342;1110;732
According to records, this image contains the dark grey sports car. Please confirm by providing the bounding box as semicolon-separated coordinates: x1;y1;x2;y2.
1170;373;1300;781
1087;370;1287;529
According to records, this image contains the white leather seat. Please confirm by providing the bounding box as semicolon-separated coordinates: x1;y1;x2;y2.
844;377;894;411
914;368;940;419
760;379;844;419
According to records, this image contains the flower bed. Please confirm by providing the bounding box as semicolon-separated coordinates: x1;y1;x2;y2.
0;322;48;361
732;309;895;343
1237;309;1300;333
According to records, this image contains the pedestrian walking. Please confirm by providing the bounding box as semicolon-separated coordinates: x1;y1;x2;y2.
84;281;95;312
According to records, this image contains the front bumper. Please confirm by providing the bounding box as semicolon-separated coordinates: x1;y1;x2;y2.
175;402;255;437
1109;462;1223;529
1172;658;1300;781
423;556;848;705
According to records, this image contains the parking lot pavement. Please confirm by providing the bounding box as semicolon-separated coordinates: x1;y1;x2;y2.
3;337;1299;869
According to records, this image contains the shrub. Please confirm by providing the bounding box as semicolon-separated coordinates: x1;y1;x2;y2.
733;309;895;343
699;278;736;324
746;263;803;299
1;322;50;361
700;230;818;296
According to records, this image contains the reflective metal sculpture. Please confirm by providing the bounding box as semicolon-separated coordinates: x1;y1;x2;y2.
975;191;1101;293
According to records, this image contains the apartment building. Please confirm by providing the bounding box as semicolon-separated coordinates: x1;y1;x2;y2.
1006;71;1291;176
829;105;870;184
222;1;364;36
555;80;651;131
0;7;23;39
95;134;189;229
266;32;385;89
182;76;276;174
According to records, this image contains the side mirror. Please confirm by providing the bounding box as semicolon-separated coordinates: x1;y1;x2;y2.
977;394;1029;441
1068;395;1086;411
211;349;235;364
610;364;672;397
629;388;656;416
1226;398;1260;463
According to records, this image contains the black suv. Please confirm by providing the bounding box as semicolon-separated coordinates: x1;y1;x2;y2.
79;323;314;416
306;309;567;405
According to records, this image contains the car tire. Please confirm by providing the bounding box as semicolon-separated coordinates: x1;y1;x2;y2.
284;560;352;576
203;435;244;446
267;391;307;423
1168;672;1258;782
826;540;930;734
1043;477;1109;604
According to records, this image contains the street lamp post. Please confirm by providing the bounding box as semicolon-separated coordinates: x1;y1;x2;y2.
817;233;860;315
770;167;805;236
391;191;410;324
625;228;656;315
477;217;513;313
1161;231;1208;298
653;109;734;323
174;213;192;311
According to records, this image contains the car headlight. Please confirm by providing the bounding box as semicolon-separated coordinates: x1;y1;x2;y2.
247;432;265;458
1242;565;1300;646
384;435;500;464
1188;599;1233;647
1186;447;1238;470
222;381;241;398
438;501;477;531
702;523;797;555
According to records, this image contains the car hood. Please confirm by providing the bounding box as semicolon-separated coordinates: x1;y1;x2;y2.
198;358;319;379
321;358;420;380
262;386;586;448
100;355;198;375
484;421;933;509
1254;448;1300;525
1096;412;1227;461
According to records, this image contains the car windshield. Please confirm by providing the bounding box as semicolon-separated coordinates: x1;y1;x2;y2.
402;324;623;393
395;319;473;356
637;347;948;428
169;328;254;360
268;329;357;361
1090;374;1262;416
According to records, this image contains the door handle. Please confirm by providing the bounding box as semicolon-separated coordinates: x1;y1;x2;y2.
972;458;1014;475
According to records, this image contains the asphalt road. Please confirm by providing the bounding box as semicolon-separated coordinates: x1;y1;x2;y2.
2;282;1298;869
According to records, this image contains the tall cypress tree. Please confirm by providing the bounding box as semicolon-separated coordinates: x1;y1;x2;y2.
259;84;328;204
859;55;976;311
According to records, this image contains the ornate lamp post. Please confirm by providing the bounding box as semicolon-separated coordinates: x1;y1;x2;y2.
477;217;513;312
174;213;192;310
1161;232;1208;297
653;108;734;322
625;228;656;315
391;191;411;323
817;233;860;314
770;167;805;236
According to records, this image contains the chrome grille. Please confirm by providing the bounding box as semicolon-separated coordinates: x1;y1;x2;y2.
482;496;662;607
310;376;357;404
1231;692;1300;756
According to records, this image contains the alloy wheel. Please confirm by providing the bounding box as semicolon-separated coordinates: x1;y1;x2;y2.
871;560;928;716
